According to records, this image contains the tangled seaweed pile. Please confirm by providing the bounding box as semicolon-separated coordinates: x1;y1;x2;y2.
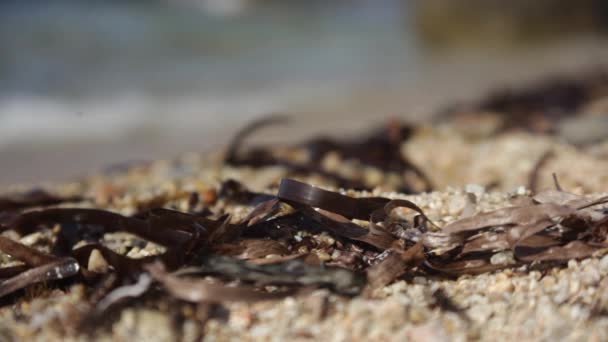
441;68;608;135
0;170;607;335
224;116;432;193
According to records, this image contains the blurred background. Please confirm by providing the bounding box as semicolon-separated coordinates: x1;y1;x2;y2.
1;0;608;185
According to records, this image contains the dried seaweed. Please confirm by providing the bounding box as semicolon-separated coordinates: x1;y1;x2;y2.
145;262;293;303
532;189;581;205
366;243;424;290
0;234;81;297
277;178;389;220
425;259;509;276
1;174;607;332
528;150;554;193
224;116;431;192
516;241;602;262
0;178;388;309
242;198;281;227
0;206;221;304
460;232;510;254
434;188;608;273
0;189;82;212
442;203;573;234
93;273;153;314
0;265;29;279
9;208;194;248
217;179;275;206
552;173;563;192
0;258;79;298
301;207;395;250
212;239;288;259
440;69;608;134
186;255;365;296
224;115;289;168
0;236;58;267
276;179;397;249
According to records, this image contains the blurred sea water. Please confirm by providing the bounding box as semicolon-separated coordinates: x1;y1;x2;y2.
1;0;608;184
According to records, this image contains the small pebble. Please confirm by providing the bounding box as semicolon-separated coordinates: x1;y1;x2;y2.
87;249;109;273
